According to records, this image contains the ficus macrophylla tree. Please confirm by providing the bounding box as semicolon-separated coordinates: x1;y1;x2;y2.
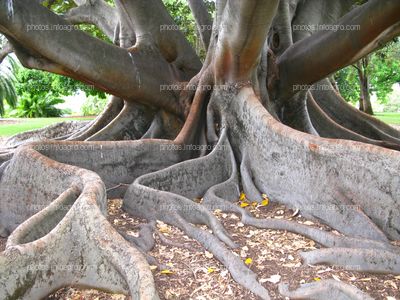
0;0;400;299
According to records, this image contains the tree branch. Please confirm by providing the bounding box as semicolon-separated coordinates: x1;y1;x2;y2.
277;0;400;100
0;0;184;116
116;0;201;77
187;0;213;50
215;0;279;82
63;0;118;40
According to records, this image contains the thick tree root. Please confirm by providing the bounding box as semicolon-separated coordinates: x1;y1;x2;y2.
123;130;271;299
68;96;125;141
240;152;263;202
118;222;156;253
307;92;400;151
142;110;184;140
155;230;200;252
278;279;374;300
0;146;158;299
312;79;400;144
86;102;155;141
301;248;400;274
118;222;171;271
215;86;400;241
201;137;397;253
4;121;89;148
1;84;399;299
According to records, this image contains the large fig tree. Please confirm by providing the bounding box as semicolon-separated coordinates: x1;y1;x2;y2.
0;0;400;299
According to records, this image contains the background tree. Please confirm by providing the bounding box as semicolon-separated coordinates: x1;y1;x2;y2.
0;1;400;299
335;40;400;115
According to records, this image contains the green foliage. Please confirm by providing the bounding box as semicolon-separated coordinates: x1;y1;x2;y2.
0;57;18;116
335;40;400;107
384;86;400;113
369;42;400;103
11;63;106;117
163;0;215;57
163;0;197;46
13;65;106;112
11;93;65;118
335;67;360;104
81;96;108;116
78;24;110;42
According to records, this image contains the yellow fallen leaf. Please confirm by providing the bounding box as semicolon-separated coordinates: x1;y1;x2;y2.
251;202;258;207
160;270;174;275
158;224;170;233
240;202;250;208
150;265;158;271
239;192;246;201
314;277;321;281
245;258;253;265
207;267;215;273
261;199;269;206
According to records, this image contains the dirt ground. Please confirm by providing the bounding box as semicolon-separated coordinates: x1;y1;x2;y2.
1;198;398;300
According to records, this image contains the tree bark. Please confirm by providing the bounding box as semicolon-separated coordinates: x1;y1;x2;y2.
0;0;400;299
356;58;374;115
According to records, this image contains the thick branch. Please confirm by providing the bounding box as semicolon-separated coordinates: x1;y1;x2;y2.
277;0;400;99
0;0;184;116
64;0;118;40
116;0;201;77
187;0;213;50
215;0;279;82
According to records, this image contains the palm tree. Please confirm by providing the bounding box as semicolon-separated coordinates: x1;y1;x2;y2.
0;56;17;116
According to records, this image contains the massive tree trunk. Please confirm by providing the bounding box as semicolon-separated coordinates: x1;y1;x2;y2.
0;0;400;299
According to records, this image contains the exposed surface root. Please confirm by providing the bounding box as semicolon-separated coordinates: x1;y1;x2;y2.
0;146;158;299
155;230;199;252
68;198;399;300
301;248;400;274
311;79;400;144
1;84;400;299
307;92;400;151
119;222;156;253
216;86;400;241
123;130;271;299
142;110;183;140
240;152;263;202
68;96;124;141
5;121;89;148
86;102;155;141
279;279;374;300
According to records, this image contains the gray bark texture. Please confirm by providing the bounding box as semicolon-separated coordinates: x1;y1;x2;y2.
0;0;400;299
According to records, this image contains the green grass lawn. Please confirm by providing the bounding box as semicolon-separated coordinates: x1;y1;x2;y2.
0;113;399;138
0;117;94;137
374;113;400;125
